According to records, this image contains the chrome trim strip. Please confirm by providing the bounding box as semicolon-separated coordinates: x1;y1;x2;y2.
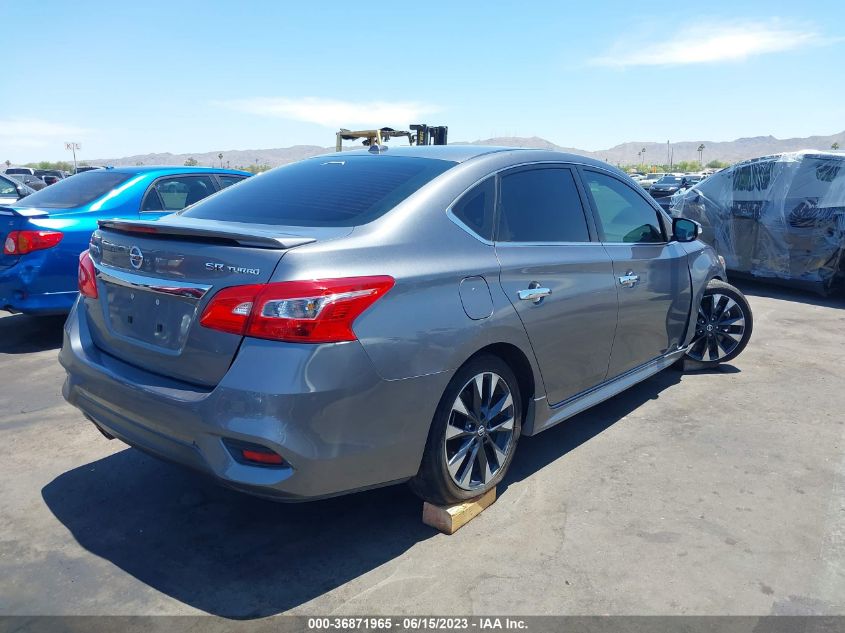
446;159;642;246
446;209;495;246
93;261;211;300
525;347;686;436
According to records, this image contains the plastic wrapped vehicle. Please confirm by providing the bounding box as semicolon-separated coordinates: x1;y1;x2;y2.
670;151;845;294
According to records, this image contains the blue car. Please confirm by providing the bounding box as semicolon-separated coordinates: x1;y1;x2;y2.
0;166;250;314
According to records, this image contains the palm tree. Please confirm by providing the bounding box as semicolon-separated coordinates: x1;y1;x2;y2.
697;144;705;166
832;142;840;150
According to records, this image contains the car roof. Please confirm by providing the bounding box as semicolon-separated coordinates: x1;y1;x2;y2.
319;144;617;170
80;166;251;177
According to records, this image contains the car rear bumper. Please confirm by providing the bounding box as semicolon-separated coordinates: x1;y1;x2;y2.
0;260;77;314
59;300;450;501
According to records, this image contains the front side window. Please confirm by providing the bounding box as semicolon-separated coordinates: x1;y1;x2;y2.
451;177;495;240
150;175;217;211
496;167;590;243
584;170;665;243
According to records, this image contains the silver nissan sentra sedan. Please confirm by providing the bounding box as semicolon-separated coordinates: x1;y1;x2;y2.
59;145;753;504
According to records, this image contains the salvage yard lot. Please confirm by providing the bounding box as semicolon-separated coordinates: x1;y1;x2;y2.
0;280;843;618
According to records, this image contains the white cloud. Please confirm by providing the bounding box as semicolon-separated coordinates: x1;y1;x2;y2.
0;118;89;139
590;20;832;68
217;97;440;128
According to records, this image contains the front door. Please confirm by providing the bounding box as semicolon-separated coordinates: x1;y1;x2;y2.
580;168;692;378
495;165;618;406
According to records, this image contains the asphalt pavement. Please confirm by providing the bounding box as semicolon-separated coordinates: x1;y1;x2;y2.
0;279;843;619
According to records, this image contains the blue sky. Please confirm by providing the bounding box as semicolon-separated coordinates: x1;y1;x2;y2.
3;0;844;162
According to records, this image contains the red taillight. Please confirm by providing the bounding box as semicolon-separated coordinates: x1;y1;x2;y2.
197;283;264;336
3;230;64;255
78;251;98;298
199;276;394;343
241;449;284;465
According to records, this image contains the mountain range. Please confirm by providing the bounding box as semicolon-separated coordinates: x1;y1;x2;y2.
90;130;845;169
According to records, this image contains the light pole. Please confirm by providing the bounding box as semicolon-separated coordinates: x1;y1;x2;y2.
667;140;670;169
65;142;81;173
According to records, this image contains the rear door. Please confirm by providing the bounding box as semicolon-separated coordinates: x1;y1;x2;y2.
139;174;219;219
580;168;692;378
495;165;618;406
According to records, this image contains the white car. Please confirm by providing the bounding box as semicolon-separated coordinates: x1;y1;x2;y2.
639;172;667;188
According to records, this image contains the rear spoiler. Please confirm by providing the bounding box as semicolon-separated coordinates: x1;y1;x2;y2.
0;206;48;218
97;219;316;250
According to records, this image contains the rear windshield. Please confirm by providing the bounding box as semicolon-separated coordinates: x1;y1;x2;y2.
180;155;456;226
15;171;132;208
657;176;682;184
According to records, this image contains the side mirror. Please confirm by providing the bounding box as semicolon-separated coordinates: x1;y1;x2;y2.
16;185;29;199
672;217;701;242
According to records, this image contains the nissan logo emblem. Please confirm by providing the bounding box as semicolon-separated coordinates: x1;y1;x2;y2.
129;246;144;270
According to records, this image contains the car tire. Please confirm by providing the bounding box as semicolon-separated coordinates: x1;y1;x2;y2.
685;279;753;367
409;355;522;506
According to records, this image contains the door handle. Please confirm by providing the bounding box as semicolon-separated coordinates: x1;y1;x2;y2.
518;286;552;303
618;271;640;288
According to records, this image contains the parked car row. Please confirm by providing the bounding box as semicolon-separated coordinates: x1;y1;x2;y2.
630;171;709;211
3;165;107;189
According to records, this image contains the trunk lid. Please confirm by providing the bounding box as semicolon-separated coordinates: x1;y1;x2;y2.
85;217;349;387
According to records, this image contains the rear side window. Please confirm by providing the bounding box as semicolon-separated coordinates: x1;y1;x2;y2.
496;168;590;243
151;175;217;211
451;177;495;240
0;176;17;195
218;174;246;189
14;171;131;209
583;170;665;243
180;156;455;227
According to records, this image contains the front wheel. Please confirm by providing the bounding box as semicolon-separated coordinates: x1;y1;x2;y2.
410;355;522;506
685;279;753;366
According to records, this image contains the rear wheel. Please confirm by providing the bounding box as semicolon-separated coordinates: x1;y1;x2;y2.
410;355;522;505
685;279;753;366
